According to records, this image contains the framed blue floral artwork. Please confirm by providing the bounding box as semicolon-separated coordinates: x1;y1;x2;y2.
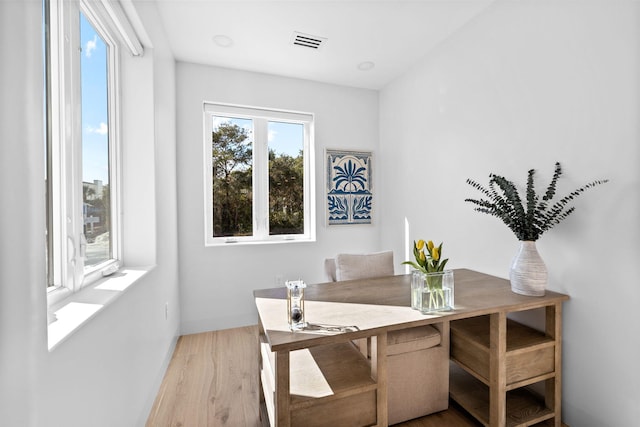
326;149;373;225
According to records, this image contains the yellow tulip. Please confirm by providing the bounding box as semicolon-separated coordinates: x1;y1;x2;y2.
419;250;426;262
427;240;434;251
416;240;425;250
431;246;440;261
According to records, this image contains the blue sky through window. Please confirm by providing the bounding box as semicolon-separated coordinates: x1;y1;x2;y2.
269;121;303;157
212;117;302;157
80;12;109;185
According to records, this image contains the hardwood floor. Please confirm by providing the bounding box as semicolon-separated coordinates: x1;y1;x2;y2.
146;325;559;426
147;326;261;426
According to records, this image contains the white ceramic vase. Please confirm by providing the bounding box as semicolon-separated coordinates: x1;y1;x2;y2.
509;241;547;296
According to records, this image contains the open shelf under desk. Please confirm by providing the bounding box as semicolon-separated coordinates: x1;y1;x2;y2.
450;362;555;427
260;338;378;427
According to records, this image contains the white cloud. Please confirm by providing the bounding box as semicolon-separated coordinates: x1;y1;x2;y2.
211;117;230;128
85;35;97;58
211;117;253;142
87;122;108;135
268;129;276;142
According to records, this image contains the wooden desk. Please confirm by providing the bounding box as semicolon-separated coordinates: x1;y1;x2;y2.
254;268;569;427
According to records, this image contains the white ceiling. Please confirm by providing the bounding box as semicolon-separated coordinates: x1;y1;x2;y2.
150;0;495;90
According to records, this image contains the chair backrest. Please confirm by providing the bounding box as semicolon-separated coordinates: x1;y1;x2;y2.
325;250;394;282
324;258;337;282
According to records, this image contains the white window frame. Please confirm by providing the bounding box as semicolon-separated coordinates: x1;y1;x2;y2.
203;103;316;245
46;0;126;305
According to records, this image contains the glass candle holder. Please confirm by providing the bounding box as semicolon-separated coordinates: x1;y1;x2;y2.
285;280;306;331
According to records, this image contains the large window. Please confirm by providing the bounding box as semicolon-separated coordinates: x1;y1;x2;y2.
204;103;315;245
45;0;137;302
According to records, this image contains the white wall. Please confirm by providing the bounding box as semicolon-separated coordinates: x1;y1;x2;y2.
176;63;380;333
379;1;640;426
0;1;180;426
0;2;48;425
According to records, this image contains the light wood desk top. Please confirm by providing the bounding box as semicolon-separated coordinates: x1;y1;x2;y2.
254;268;569;353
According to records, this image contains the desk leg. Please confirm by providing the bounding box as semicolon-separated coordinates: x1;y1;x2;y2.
274;350;291;427
371;332;388;427
546;303;562;427
258;320;266;425
490;312;507;427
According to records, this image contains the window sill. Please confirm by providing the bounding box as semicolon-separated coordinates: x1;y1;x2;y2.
47;267;152;351
205;237;316;247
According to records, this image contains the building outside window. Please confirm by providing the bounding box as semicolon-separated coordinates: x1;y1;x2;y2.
45;0;139;303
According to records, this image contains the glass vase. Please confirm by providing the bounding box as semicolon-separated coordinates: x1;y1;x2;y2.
411;270;424;310
412;270;454;313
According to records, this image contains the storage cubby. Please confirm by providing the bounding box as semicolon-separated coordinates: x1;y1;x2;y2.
450;310;562;427
259;334;378;427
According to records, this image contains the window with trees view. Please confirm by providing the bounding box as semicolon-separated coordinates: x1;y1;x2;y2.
204;104;315;244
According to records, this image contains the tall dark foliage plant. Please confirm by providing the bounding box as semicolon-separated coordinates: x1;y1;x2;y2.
465;162;608;241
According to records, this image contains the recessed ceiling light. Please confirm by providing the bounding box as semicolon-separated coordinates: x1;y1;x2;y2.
213;35;233;48
357;61;375;71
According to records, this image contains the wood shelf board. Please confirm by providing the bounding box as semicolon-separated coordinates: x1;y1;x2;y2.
451;315;556;386
289;343;376;405
291;390;378;427
506;372;556;392
451;341;555;387
262;341;376;405
451;316;554;352
450;363;555;427
505;346;555;386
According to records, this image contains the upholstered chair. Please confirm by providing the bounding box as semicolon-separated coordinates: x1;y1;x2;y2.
324;251;450;424
324;251;395;282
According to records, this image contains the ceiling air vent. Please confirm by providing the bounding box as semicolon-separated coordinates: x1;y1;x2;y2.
291;32;326;50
